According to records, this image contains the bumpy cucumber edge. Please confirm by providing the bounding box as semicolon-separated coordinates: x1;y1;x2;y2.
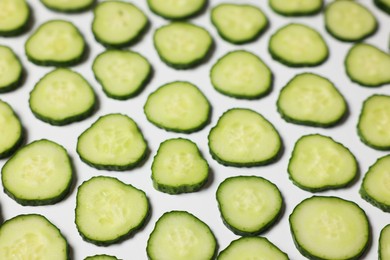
374;0;390;14
147;0;208;20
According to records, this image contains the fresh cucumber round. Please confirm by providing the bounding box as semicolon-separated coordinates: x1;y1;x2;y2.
0;45;23;93
360;155;390;212
379;224;390;260
1;139;73;206
41;0;95;13
277;73;347;127
208;108;281;167
0;0;30;36
325;0;377;42
85;255;119;260
357;95;390;150
0;214;69;259
211;3;268;44
147;211;217;260
375;0;390;14
77;113;148;171
29;68;96;125
216;176;283;236
345;43;390;87
290;196;370;260
75;176;149;245
269;0;323;16
217;237;289;260
147;0;206;20
25;20;86;66
288;134;357;192
269;23;328;67
93;50;151;100
152;138;209;194
144;81;210;133
92;1;148;48
153;22;213;69
210;50;272;99
0;99;23;158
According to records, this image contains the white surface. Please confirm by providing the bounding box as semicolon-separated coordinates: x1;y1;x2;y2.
0;0;389;259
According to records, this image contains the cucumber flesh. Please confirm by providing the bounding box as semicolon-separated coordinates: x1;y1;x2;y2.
147;0;206;19
290;196;370;260
269;0;323;16
0;45;23;93
41;0;95;13
0;0;30;36
0;99;23;158
380;224;390;260
84;255;119;260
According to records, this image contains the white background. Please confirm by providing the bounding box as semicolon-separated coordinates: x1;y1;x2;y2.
0;0;389;259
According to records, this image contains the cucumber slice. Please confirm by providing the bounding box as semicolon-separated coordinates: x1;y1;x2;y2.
144;81;210;133
29;68;96;126
380;224;390;260
152;138;209;194
0;0;30;36
216;176;283;235
289;196;370;260
147;211;217;260
269;23;328;67
360;155;390;212
217;237;289;260
269;0;323;16
154;22;213;69
0;214;69;259
85;255;119;260
288;134;357;192
211;4;268;44
375;0;390;14
92;1;148;48
277;73;347;127
92;50;151;100
41;0;95;13
75;176;149;245
25;20;85;66
210;50;272;99
325;0;377;42
1;139;73;206
147;0;206;20
357;95;390;150
77;113;148;171
345;43;390;87
0;45;23;93
208;108;281;167
0;99;23;158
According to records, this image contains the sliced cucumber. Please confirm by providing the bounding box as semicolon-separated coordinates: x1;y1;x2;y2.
144;81;210;133
0;45;23;93
154;22;213;69
208;108;281;167
0;99;23;158
269;0;323;16
92;1;148;48
345;43;390;87
325;0;377;42
357;95;390;150
290;196;370;260
41;0;95;13
217;237;289;260
29;68;96;125
0;0;30;36
269;23;328;67
360;155;390;212
25;20;85;66
75;176;149;245
1;139;73;206
380;224;390;260
277;73;347;127
0;214;69;259
147;211;217;260
85;255;120;260
211;4;268;44
216;176;283;235
92;50;151;100
210;50;272;99
288;134;357;192
152;138;209;194
147;0;206;20
375;0;390;14
77;113;148;171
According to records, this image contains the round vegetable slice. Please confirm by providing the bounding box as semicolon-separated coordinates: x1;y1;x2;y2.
379;224;390;260
147;0;206;20
269;0;323;16
0;0;30;36
41;0;95;13
210;50;272;99
211;3;268;44
84;255;119;260
0;45;23;93
289;196;370;260
0;99;23;158
29;68;96;125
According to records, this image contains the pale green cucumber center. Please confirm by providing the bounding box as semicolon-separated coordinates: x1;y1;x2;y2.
0;46;22;88
380;225;390;260
0;101;21;153
42;0;94;10
0;0;28;31
270;0;322;13
149;0;205;17
363;156;390;206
